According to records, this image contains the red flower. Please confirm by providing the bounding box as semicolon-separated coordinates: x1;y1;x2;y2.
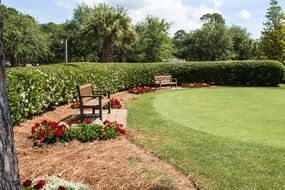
83;118;92;124
103;120;111;125
22;179;32;187
33;179;46;189
36;134;43;141
116;124;126;135
31;127;37;134
41;120;48;125
58;186;65;190
48;121;58;128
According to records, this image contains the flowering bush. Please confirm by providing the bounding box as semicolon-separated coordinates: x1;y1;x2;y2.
22;176;90;190
31;119;126;144
110;98;122;109
104;120;126;135
128;86;155;94
31;120;69;144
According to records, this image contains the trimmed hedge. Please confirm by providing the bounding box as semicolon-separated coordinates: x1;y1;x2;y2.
7;60;284;123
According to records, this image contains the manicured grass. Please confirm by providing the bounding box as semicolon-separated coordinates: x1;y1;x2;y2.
127;87;285;190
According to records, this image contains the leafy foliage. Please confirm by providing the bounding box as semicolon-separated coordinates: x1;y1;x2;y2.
131;16;175;62
80;3;137;62
7;61;284;123
200;13;225;25
260;0;285;62
174;13;256;61
0;5;51;66
229;26;255;60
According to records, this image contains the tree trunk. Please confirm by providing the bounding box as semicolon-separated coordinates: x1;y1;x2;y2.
100;38;114;62
0;7;21;190
9;55;17;67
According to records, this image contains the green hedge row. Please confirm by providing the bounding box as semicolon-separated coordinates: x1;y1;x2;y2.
7;60;284;123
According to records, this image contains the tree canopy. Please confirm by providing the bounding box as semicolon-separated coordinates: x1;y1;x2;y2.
1;2;285;65
260;0;285;62
81;3;137;62
0;5;50;66
131;16;174;62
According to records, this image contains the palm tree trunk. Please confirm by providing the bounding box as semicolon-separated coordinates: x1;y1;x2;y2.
100;38;113;62
0;7;21;189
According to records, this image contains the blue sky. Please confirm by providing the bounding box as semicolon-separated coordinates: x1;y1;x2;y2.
3;0;285;39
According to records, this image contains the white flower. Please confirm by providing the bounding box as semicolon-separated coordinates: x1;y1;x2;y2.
92;118;104;126
58;122;70;128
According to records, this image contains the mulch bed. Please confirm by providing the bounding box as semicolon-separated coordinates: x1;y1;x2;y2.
14;91;195;190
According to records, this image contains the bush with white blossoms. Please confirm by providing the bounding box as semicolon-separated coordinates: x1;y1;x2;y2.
22;176;90;190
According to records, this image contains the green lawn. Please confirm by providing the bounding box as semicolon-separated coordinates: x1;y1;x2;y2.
127;87;285;190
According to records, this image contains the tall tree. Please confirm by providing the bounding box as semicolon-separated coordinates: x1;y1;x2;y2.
173;30;189;59
132;16;174;62
260;0;285;61
200;13;225;25
0;1;20;189
0;5;51;66
81;3;136;62
229;25;254;60
175;13;233;61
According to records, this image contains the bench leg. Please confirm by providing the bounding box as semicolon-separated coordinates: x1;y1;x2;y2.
80;107;84;123
99;108;103;121
99;97;103;121
108;102;111;114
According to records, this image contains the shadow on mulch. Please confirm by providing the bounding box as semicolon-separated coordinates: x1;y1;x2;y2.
61;114;100;125
147;185;173;190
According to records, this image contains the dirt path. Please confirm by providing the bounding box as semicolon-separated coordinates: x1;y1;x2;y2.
14;91;195;190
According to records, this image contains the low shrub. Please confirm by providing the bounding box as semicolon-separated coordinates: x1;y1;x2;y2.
7;61;284;123
22;176;90;190
30;119;125;144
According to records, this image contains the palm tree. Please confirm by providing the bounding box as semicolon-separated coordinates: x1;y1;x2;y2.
81;3;137;62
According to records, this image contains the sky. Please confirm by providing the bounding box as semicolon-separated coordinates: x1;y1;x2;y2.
3;0;285;39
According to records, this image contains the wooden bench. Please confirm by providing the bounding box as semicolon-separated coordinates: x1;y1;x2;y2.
77;83;111;122
155;75;177;90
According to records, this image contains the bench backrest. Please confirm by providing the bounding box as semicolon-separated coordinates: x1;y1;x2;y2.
155;75;172;82
78;83;93;97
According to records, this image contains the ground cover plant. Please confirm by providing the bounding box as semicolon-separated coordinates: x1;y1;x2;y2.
127;87;285;190
7;61;284;123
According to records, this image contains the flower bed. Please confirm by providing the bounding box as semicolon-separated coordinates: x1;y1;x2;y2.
30;119;125;144
22;176;90;190
181;82;211;88
110;98;122;109
128;86;155;94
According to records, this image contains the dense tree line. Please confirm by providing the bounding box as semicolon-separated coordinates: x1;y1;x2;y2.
173;13;257;61
0;0;284;66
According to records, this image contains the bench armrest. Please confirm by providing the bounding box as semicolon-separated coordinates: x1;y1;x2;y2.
93;90;111;98
172;78;177;82
80;95;103;99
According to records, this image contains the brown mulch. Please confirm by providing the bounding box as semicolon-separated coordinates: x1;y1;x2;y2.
14;91;195;190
